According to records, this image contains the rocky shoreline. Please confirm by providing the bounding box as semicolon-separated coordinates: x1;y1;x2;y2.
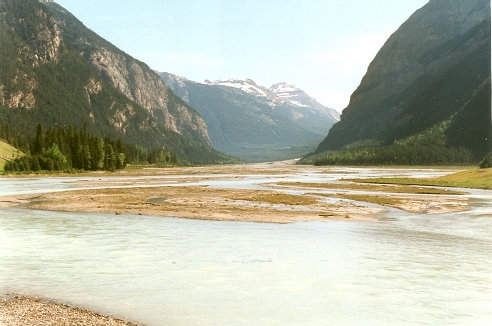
0;295;140;326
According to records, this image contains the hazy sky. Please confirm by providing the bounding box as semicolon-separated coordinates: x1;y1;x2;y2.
55;0;428;111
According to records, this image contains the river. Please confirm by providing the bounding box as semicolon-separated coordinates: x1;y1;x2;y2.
0;167;491;325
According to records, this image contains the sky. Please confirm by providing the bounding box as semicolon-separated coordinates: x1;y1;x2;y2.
55;0;428;112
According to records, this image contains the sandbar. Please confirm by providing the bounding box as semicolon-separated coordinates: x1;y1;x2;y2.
21;185;380;223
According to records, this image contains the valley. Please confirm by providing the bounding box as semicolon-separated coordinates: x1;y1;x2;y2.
1;0;491;325
1;162;491;325
160;73;339;162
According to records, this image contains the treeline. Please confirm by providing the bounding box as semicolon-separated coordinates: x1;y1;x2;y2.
0;121;29;151
5;124;126;172
308;118;485;166
312;144;473;166
124;145;178;166
3;123;180;173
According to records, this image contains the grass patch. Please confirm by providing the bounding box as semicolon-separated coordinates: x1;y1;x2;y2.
230;192;318;205
333;194;406;207
277;182;465;195
348;168;492;189
0;140;22;172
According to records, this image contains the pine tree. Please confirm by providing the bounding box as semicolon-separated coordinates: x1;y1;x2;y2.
90;136;104;170
104;140;116;171
33;123;44;155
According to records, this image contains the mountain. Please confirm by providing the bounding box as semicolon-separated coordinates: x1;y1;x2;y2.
0;0;232;164
160;73;339;162
314;0;491;162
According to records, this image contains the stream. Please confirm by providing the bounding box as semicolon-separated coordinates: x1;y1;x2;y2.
0;167;491;325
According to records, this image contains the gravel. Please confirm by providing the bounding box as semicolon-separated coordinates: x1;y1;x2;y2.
0;295;141;326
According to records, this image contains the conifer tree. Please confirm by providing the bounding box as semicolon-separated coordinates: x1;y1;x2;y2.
33;123;44;155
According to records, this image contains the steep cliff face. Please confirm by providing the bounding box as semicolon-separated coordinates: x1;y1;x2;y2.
44;2;211;146
0;0;62;110
1;0;62;66
161;73;339;162
316;0;491;156
0;0;228;164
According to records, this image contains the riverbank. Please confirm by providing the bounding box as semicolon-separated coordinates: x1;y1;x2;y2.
0;295;139;326
349;168;492;189
0;163;474;222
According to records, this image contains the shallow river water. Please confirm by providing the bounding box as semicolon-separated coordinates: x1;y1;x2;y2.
0;168;491;325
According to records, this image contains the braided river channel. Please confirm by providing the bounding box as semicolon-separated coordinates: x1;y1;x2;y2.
1;167;491;325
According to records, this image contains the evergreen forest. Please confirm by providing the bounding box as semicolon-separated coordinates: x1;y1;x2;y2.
2;123;178;173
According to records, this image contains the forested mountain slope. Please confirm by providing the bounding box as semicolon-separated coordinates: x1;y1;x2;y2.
314;0;491;163
0;0;231;164
161;73;339;162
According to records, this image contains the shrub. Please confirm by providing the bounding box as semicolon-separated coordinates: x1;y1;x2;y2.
479;152;492;168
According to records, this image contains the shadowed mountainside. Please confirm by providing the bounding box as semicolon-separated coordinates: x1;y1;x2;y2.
314;0;491;163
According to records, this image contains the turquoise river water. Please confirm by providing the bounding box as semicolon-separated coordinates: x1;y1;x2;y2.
0;168;491;325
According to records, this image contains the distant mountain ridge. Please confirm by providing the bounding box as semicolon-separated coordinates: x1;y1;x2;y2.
204;79;341;118
204;79;276;103
160;73;339;161
314;0;491;162
0;0;231;164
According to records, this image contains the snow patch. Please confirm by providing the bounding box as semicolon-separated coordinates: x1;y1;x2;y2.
270;82;299;95
289;100;310;108
202;78;339;117
205;79;271;99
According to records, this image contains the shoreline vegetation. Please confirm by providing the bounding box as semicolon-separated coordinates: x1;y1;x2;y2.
348;168;492;190
1;123;184;174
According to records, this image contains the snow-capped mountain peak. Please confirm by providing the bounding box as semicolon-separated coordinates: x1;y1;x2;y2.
270;82;299;95
269;82;313;108
204;78;274;99
270;83;339;120
201;78;339;119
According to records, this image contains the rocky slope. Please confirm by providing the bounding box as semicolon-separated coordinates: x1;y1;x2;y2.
0;0;228;164
315;0;491;160
44;2;211;146
161;73;339;161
